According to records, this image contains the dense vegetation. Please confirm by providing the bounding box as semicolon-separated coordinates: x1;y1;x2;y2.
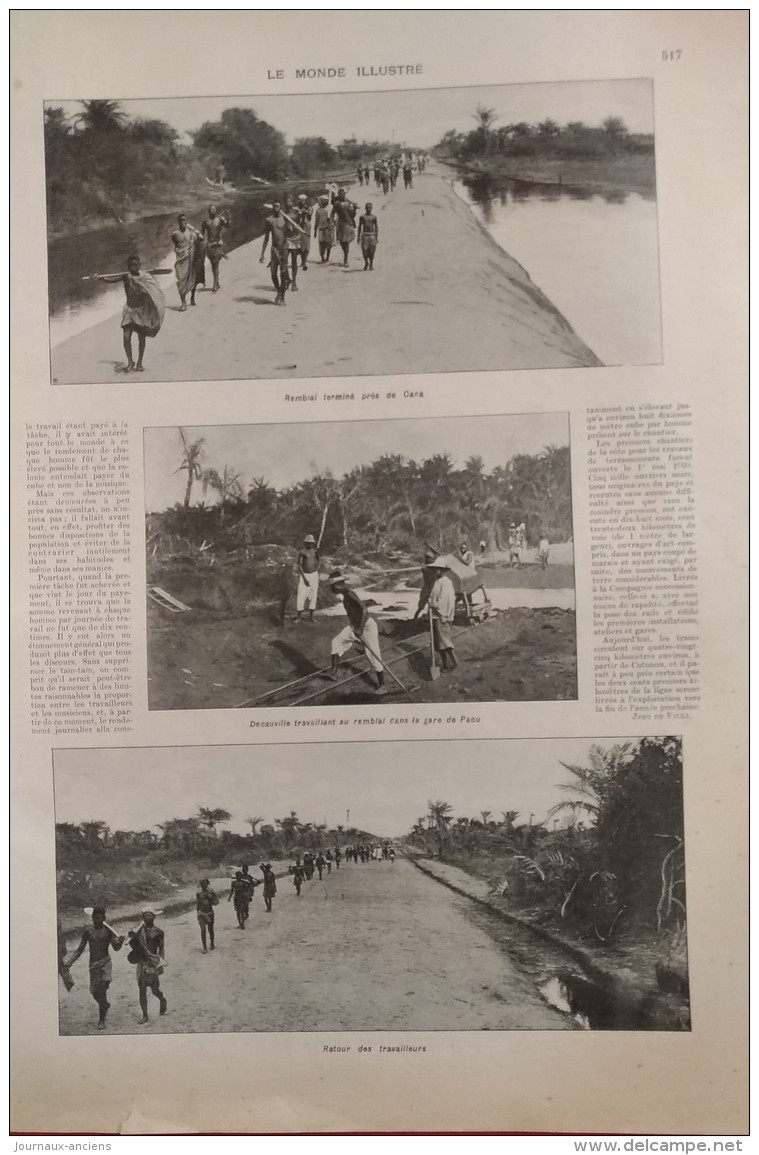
147;429;573;561
44;99;398;233
409;738;685;943
435;108;654;167
56;807;371;911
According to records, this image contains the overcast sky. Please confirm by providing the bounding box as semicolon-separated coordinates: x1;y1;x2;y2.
49;79;654;150
53;738;643;838
144;413;568;512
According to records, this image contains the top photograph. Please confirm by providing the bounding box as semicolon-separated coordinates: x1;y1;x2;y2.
45;78;661;385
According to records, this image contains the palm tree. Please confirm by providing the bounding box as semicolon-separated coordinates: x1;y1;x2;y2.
196;807;232;836
275;811;302;846
479;810;493;826
74;99;127;134
202;465;243;522
471;103;499;156
547;743;632;824
427;799;453;855
246;816;264;836
175;428;206;510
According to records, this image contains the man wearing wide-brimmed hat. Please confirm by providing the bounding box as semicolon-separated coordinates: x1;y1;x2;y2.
296;533;320;623
427;557;458;671
325;570;386;694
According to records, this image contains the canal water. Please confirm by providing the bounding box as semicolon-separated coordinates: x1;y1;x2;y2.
47;183;331;347
452;173;662;367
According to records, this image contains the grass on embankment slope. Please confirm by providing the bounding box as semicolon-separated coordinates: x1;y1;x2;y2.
442;153;656;198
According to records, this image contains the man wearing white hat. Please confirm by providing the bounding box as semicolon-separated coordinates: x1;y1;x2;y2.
427;557;458;671
325;570;385;694
296;533;320;622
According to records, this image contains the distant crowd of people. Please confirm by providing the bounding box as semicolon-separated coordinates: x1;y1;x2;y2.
92;151;427;370
58;845;397;1030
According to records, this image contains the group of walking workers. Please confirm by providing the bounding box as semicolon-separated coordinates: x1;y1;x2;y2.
95;150;418;371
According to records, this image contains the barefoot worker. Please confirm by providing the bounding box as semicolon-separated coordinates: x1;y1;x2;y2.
325;570;386;695
295;533;320;623
128;909;167;1025
412;547;440;621
357;202;379;270
201;204;230;292
427;556;458;672
260;863;277;913
171;213;204;310
331;188;357;267
260;201;291;306
296;193;313;270
95;255;166;373
65;906;124;1030
228;870;252;929
283;196;303;293
195;878;218;953
313;195;334;263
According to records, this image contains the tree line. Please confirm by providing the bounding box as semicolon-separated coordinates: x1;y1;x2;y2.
436;108;654;165
409;738;685;942
56;806;361;863
147;428;573;561
44;100;398;233
56;806;374;911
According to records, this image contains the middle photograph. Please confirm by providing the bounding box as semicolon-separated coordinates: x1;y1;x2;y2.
144;411;576;710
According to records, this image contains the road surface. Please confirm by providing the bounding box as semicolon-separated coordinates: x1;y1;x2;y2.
50;165;599;386
59;856;574;1034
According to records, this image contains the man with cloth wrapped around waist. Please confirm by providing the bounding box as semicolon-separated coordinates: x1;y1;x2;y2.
325;570;386;695
296;533;320;622
427;557;458;671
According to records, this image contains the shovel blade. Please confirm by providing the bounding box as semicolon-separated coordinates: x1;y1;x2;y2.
429;665;441;681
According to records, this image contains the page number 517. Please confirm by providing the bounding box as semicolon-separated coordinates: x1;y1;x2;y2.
662;49;682;61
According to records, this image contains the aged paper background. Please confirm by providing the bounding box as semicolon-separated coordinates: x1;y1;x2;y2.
10;10;748;1134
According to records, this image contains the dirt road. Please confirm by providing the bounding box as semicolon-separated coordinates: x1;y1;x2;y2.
58;856;574;1035
51;166;600;386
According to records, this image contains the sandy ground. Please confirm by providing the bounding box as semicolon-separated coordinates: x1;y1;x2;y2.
147;604;577;709
58;856;574;1035
51;165;600;385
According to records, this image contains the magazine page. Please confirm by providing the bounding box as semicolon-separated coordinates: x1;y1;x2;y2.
10;10;748;1137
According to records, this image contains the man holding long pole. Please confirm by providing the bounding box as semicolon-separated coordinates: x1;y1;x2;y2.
324;570;386;695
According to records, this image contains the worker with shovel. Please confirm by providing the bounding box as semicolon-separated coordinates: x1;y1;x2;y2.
427;557;458;673
325;570;386;695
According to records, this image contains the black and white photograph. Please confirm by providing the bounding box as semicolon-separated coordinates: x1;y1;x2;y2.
46;78;661;385
54;736;689;1035
144;413;576;710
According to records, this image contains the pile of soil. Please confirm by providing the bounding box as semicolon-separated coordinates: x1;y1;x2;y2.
147;602;577;709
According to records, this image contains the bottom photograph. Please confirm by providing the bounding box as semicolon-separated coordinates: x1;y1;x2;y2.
53;736;689;1035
